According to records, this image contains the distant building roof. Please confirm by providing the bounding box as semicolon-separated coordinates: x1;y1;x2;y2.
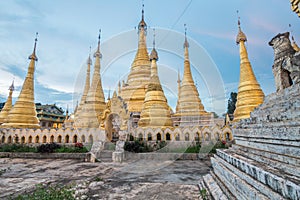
35;103;65;116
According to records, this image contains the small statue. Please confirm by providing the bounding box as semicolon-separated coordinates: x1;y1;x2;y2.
269;32;300;91
282;55;300;85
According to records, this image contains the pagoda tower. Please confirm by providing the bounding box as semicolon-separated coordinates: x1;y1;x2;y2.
120;5;151;113
0;81;14;125
233;18;264;122
174;26;210;127
74;31;106;128
74;49;91;119
138;32;173;128
1;33;40;128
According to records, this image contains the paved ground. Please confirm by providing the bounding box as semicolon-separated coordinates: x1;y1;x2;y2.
0;158;211;199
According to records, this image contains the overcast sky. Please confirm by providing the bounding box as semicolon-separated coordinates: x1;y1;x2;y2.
0;0;299;115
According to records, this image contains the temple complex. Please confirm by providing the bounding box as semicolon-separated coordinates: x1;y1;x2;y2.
0;81;14;125
233;18;264;122
1;33;40;129
0;2;299;200
0;6;232;145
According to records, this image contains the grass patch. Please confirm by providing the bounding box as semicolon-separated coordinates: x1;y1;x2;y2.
54;146;89;153
94;176;103;182
185;144;201;153
0;168;7;176
200;188;208;200
0;144;37;153
15;184;75;200
0;143;88;154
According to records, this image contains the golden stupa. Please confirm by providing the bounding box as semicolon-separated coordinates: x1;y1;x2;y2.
1;34;40;129
233;19;264;122
120;6;151;113
138;36;173;128
174;27;209;125
0;81;14;125
74;31;106;128
74;50;91;119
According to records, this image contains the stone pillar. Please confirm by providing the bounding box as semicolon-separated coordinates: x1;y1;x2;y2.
112;140;125;162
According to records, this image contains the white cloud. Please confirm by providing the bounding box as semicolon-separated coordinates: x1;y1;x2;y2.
0;68;23;98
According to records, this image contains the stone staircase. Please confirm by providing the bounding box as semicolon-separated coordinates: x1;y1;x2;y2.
99;150;113;162
199;84;300;200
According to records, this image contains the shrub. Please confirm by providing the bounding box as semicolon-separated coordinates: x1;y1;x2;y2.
200;188;208;200
124;140;152;153
74;142;83;148
0;144;37;153
37;143;61;153
15;184;75;200
124;140;167;153
54;146;88;153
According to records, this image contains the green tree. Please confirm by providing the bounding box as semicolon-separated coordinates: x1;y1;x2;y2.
211;112;219;118
227;92;237;120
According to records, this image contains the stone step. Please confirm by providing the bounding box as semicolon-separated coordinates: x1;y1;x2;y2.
231;144;300;167
234;134;300;147
104;142;116;150
211;156;271;200
198;178;213;200
231;145;300;178
99;150;113;162
233;126;300;141
212;155;286;200
216;149;300;199
201;172;232;200
234;138;300;160
209;172;236;199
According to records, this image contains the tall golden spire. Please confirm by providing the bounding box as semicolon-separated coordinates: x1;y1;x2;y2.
139;30;173;128
1;33;40;128
175;68;181;113
175;25;208;121
0;81;14;124
75;30;106;128
233;15;264;122
75;47;92;118
121;4;151;112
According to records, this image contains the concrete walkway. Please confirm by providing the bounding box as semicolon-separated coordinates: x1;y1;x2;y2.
0;158;211;199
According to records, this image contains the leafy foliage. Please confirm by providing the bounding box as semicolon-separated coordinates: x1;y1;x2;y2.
184;142;201;153
200;188;208;200
124;140;151;153
227;92;237;120
0;144;37;153
15;184;75;200
209;141;227;154
37;143;61;153
54;146;88;153
74;142;83;148
124;140;167;153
